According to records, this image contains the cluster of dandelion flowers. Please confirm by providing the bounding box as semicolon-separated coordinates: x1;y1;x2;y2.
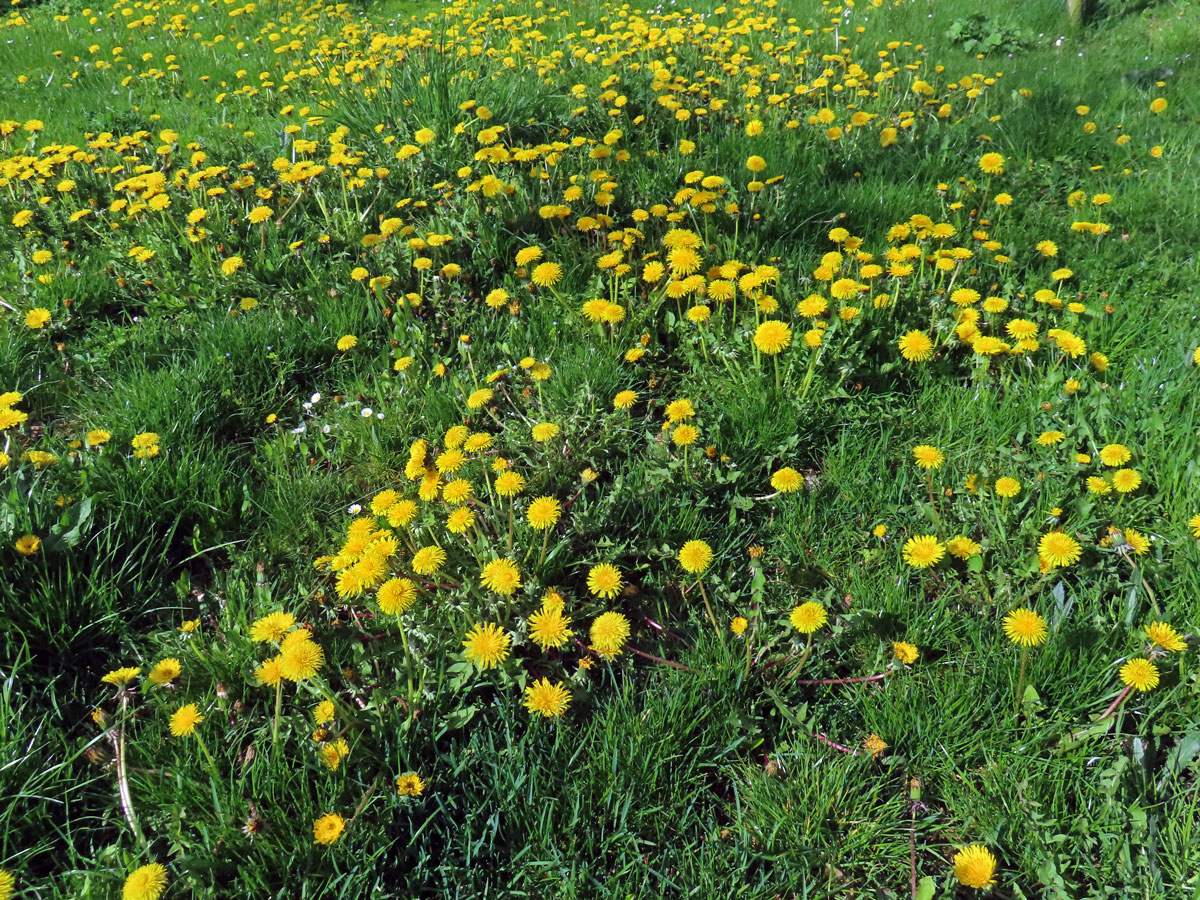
1038;532;1082;569
463;622;511;669
587;563;623;600
524;678;572;718
771;466;802;493
789;602;827;634
396;773;425;797
480;558;522;595
122;863;168;900
590;610;631;658
1002;608;1047;647
1120;658;1159;692
953;845;998;889
313;813;346;845
678;539;714;575
902;535;945;568
754;320;792;354
912;445;943;470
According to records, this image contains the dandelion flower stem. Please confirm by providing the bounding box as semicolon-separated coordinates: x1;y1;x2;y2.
114;694;147;849
784;633;814;681
1097;684;1134;721
272;681;283;749
697;577;725;648
1013;644;1029;716
537;526;550;570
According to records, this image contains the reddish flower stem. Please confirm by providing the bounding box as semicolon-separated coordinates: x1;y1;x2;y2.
813;732;860;755
1097;684;1133;721
794;671;891;686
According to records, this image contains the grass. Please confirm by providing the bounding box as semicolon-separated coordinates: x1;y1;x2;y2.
1;0;1199;896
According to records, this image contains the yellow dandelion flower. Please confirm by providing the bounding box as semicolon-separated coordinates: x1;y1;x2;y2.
523;678;571;718
590;610;630;658
463;622;511;669
789;602;827;634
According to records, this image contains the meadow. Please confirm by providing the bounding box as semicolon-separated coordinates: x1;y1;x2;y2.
1;0;1199;896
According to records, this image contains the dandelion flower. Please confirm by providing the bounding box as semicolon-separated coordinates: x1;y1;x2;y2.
946;535;982;560
1144;622;1185;653
1190;514;1200;538
527;497;561;530
313;700;336;725
1037;430;1066;446
613;390;638;410
672;424;699;446
1119;658;1159;692
590;610;630;658
313;813;346;845
14;534;41;556
528;605;573;650
772;467;802;493
148;658;182;685
530;262;562;287
994;477;1021;498
1099;444;1131;467
678;540;714;575
396;773;425;796
1038;532;1082;569
789;602;827;634
169;703;203;737
863;734;888;758
411;545;446;575
254;656;285;687
495;471;526;496
466;388;494;410
102;667;141;687
587;563;623;599
336;335;358;351
953;845;997;889
664;399;696;423
531;422;560;442
978;152;1005;175
0;870;13;900
377;577;417;615
898;330;933;362
463;622;511;669
523;678;571;718
902;535;945;568
123;863;168;900
480;558;522;595
25;308;51;329
1002;608;1047;646
912;445;943;470
250;611;296;643
731;617;749;635
754;320;792;354
279;634;324;681
1111;469;1142;493
892;641;919;665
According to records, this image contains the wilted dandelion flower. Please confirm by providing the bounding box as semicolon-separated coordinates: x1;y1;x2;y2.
789;602;827;634
122;863;168;900
1038;532;1082;568
250;611;296;643
1144;622;1185;652
524;678;572;718
587;563;623;599
678;540;714;575
463;622;511;669
480;558;522;595
912;445;943;470
1002;608;1047;646
902;535;945;568
1119;658;1159;692
754;320;792;354
313;813;346;845
590;611;631;657
953;845;997;889
169;703;203;737
863;734;888;758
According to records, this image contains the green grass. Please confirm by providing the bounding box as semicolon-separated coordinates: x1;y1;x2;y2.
1;0;1200;896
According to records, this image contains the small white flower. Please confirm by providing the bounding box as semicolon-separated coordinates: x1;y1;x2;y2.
348;504;362;514
311;392;322;404
302;402;312;411
375;412;385;420
361;407;373;418
290;424;307;434
322;424;332;434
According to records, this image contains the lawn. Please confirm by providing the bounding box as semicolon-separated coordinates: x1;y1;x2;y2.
1;0;1199;896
